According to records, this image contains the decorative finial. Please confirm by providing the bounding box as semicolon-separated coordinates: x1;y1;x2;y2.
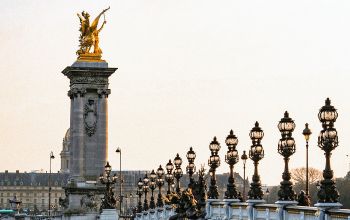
284;111;289;117
325;97;331;106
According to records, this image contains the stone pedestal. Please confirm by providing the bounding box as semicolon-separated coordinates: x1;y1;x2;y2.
100;209;119;220
315;202;342;220
64;181;105;211
246;199;265;220
62;61;117;182
275;200;298;220
223;199;240;219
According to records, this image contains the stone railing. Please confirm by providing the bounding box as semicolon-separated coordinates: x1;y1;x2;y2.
205;199;350;220
136;200;350;220
135;205;175;220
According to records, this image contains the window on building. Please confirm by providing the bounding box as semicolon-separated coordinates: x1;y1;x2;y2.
55;193;57;197
1;198;3;203
34;193;37;197
34;199;37;204
66;160;69;169
7;193;10;197
42;199;44;204
42;193;44;197
20;193;23;197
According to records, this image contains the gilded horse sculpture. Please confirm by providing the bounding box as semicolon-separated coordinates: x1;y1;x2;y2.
76;7;110;61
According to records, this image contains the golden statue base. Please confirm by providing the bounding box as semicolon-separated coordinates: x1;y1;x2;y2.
77;53;105;63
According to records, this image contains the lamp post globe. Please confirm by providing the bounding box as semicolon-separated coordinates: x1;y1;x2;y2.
277;111;297;201
100;161;117;210
156;165;165;207
248;122;264;200
317;98;340;203
224;130;241;200
186;147;196;188
208;136;221;199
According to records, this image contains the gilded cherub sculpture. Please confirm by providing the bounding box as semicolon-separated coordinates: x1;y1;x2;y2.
76;7;110;61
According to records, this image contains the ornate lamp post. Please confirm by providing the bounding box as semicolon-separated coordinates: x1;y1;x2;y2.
208;136;221;199
142;173;150;211
248;122;264;200
48;151;55;217
186;147;196;188
224;130;240;199
149;169;157;209
99;162;117;209
165;160;174;195
317;98;340;203
115;147;123;214
302;123;312;206
241;150;248;201
173;153;183;194
277;111;297;201
156;165;165;207
137;178;143;212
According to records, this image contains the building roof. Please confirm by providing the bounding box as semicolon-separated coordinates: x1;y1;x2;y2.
0;171;69;187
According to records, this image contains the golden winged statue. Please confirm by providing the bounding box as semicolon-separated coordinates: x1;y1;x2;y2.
76;7;110;61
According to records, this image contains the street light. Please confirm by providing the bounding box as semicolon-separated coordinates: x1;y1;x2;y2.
156;165;165;207
208;136;221;199
186;147;196;188
224;130;240;199
277;111;297;201
248;122;264;200
48;151;55;217
173;153;183;194
317;98;340;203
137;178;143;212
165;159;174;196
115;147;122;214
99;162;117;209
149;169;157;209
302;123;312;206
142;173;149;211
266;188;270;203
241;150;248;201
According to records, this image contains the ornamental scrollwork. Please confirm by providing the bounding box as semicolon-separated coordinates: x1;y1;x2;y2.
68;88;87;99
84;99;97;136
97;89;111;98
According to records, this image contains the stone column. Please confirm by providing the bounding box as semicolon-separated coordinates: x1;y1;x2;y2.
62;61;117;182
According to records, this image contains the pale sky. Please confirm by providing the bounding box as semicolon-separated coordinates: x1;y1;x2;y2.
1;0;350;186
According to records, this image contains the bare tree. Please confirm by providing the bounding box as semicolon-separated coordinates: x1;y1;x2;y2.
291;167;323;185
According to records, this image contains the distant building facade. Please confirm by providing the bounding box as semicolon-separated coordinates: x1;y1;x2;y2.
0;170;69;211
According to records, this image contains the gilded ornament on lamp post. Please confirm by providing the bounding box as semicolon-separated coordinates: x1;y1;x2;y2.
165;160;174;196
317;98;340;203
248;122;264;200
76;7;110;61
277;111;297;201
99;162;117;209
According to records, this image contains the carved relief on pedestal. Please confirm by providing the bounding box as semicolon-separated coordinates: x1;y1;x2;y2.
84;99;97;136
71;76;108;85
